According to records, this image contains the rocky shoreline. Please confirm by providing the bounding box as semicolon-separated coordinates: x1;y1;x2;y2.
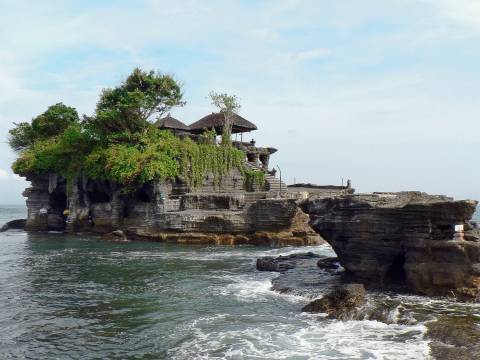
10;179;480;301
257;250;480;359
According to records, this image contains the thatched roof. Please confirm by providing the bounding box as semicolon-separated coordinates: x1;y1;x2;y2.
189;112;257;134
154;114;190;131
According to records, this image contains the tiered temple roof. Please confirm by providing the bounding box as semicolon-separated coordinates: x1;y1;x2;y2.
156;112;257;135
188;112;257;134
154;114;191;133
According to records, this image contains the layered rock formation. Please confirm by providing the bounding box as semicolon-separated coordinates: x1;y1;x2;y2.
22;171;323;247
301;192;480;299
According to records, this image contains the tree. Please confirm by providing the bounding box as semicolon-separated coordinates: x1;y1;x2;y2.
8;122;35;152
8;103;79;152
86;68;184;141
209;91;241;145
31;103;79;139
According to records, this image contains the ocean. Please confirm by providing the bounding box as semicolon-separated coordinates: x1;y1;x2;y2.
0;205;479;359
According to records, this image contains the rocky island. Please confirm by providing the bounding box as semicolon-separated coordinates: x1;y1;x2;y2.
8;68;479;303
9;68;325;247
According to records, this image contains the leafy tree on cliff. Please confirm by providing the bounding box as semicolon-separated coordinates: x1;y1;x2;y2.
85;68;184;142
209;91;241;146
8;122;35;152
8;103;79;152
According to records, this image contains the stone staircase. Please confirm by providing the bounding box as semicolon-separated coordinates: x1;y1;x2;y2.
243;192;268;207
245;162;287;194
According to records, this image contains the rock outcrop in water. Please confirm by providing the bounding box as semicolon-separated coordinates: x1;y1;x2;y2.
301;283;366;320
0;219;27;232
301;192;480;300
256;252;320;272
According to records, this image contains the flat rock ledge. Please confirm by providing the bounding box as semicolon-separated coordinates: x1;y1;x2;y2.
0;219;27;232
257;252;346;299
256;252;320;272
301;191;480;300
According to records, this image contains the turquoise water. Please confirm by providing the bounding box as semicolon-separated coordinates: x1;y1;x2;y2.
0;206;479;359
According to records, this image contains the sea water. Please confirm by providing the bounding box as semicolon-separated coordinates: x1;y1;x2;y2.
0;205;479;359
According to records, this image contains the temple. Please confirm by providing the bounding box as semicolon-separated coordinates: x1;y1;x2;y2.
156;112;283;192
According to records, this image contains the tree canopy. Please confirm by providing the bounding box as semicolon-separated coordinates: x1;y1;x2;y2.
9;68;265;192
85;68;184;142
8;103;79;152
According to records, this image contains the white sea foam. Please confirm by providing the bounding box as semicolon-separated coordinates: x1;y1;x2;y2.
169;268;431;359
168;312;430;360
113;244;333;261
211;271;307;305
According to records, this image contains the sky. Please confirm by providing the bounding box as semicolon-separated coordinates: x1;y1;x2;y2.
0;0;479;204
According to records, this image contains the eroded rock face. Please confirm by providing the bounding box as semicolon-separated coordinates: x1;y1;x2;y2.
21;172;322;247
301;192;480;299
24;174;67;231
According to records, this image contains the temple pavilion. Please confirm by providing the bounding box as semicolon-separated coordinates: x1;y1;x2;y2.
155;112;279;180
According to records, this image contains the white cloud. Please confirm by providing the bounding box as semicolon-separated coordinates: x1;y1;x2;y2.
427;0;480;30
294;48;333;62
0;169;10;180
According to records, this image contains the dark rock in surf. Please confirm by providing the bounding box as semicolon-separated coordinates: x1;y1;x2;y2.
0;219;27;232
256;257;294;272
256;252;320;272
302;283;366;320
317;257;340;271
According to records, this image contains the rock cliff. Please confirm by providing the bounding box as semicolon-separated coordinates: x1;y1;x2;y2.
301;192;480;299
22;171;323;247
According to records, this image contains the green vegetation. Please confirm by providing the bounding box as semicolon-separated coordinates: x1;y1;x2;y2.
8;103;80;152
10;68;266;192
84;68;184;143
244;168;266;191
